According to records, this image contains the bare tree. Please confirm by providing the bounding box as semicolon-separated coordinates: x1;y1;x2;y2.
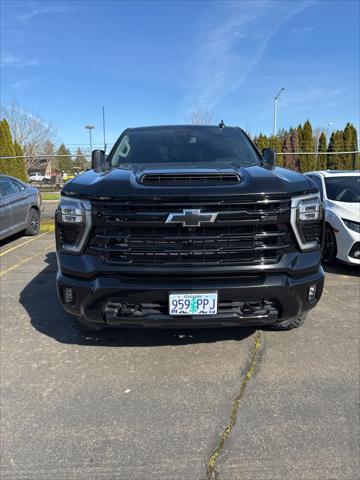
187;105;214;125
0;100;57;159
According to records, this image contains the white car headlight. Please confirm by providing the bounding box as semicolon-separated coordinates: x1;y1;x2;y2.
56;195;92;253
291;193;323;250
343;218;360;234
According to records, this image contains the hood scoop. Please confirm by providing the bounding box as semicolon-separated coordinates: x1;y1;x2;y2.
139;172;241;186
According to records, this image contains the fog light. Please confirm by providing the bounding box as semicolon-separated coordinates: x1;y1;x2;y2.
63;286;75;304
308;285;317;303
349;243;360;259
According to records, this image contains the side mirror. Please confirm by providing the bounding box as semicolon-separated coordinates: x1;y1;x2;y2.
91;149;106;172
262;148;277;169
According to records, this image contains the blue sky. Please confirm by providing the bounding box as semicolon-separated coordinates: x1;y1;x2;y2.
1;0;359;151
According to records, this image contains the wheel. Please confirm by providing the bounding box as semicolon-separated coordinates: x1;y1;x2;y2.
25;208;40;236
269;312;308;331
322;224;337;264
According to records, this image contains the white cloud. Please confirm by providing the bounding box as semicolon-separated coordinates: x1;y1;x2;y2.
185;0;314;110
16;2;73;22
291;26;314;34
12;76;42;89
281;87;346;111
0;52;38;68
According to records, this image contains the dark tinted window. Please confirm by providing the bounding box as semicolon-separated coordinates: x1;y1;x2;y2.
325;176;360;203
0;178;21;197
110;127;260;167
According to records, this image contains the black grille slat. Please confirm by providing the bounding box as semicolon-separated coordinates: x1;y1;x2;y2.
87;197;294;266
90;243;291;254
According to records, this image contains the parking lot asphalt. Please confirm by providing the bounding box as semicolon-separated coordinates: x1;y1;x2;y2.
0;233;359;480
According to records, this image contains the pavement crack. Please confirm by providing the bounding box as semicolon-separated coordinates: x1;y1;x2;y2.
205;330;263;480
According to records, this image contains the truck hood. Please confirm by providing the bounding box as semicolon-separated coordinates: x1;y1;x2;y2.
63;163;316;199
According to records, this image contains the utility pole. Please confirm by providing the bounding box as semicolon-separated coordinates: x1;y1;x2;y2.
85;125;95;154
273;88;285;136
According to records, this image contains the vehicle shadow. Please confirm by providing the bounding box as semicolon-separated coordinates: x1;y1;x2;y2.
0;231;25;247
20;252;255;347
323;261;359;277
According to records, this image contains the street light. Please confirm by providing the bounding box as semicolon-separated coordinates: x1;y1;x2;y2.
85;125;95;154
273;88;285;136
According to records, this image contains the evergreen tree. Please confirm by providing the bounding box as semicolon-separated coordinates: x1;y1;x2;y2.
297;124;303;151
0;120;10;157
300;120;315;172
13;141;28;181
14;140;23;157
282;132;293;170
56;144;73;173
289;128;301;171
317;131;327;170
327;132;336;169
268;135;283;166
327;130;344;169
351;125;359;169
335;130;345;169
342;123;359;170
0;119;15;156
74;147;89;170
0;119;27;181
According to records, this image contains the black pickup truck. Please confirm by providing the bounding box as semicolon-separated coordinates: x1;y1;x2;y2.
55;125;324;331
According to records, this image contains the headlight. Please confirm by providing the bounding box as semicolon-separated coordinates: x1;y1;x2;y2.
56;195;92;253
343;219;360;234
291;193;323;250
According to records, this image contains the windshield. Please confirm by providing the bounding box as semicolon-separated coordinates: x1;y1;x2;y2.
110;127;261;167
325;176;360;203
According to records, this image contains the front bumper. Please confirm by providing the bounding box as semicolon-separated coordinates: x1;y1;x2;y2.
334;226;360;265
56;267;324;328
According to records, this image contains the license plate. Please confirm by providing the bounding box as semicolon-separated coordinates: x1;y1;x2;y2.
169;292;218;316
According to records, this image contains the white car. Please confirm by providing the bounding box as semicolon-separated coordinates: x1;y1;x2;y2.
305;170;360;265
29;172;45;182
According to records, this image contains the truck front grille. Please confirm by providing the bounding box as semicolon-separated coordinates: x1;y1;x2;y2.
87;197;294;266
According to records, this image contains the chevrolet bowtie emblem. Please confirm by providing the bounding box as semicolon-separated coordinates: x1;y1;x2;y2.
166;209;218;227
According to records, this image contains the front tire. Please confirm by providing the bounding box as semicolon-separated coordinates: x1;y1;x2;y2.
25;207;40;236
322;224;337;264
269;312;308;331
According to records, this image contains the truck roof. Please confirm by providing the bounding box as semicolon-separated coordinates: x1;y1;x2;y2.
125;124;239;132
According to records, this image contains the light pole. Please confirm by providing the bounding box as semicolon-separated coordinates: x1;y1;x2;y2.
273;88;285;136
85;125;95;153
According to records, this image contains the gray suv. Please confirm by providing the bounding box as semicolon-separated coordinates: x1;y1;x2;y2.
0;175;42;241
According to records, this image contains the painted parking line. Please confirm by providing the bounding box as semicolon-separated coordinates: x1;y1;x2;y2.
0;243;54;278
0;232;51;257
